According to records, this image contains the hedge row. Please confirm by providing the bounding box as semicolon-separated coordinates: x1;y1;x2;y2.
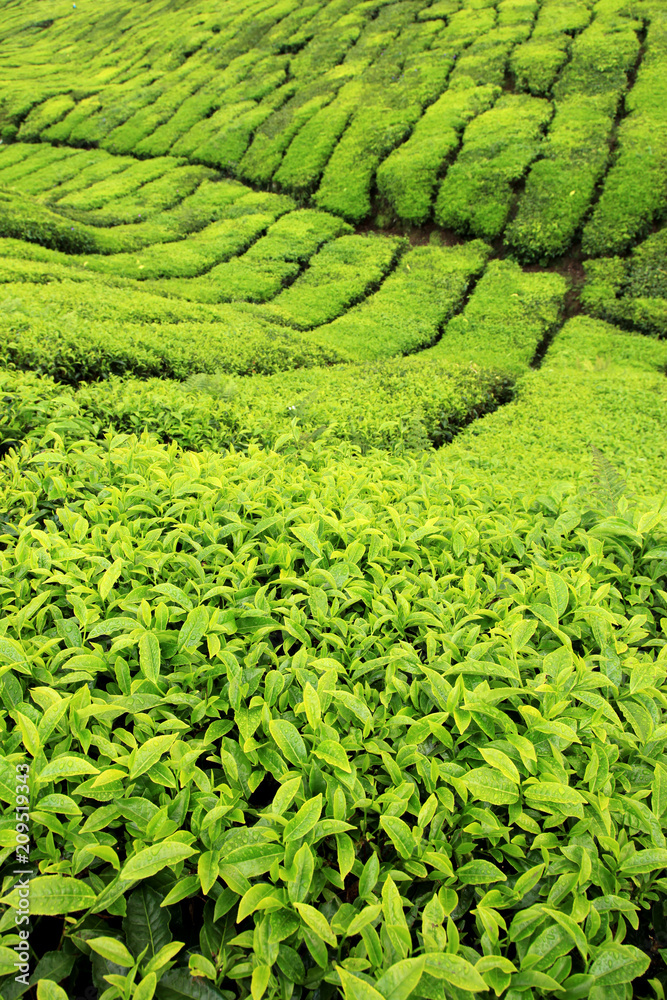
434;94;552;240
448;314;667;493
377;0;542;227
509;0;596;95
149;210;352;302
446;6;537;90
307;3;460;222
3;0;662;262
260;234;405;329
433;259;567;375
306;241;491;360
377;87;499;226
0;144;76;188
581;227;667;336
507;0;643;260
0;356;512;457
582;3;667;255
0;172;296;255
102;66;216;157
0;281;343;384
57;165;213;227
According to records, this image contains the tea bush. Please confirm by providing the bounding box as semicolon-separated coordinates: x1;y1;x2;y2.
103;70;215;157
434;95;552;240
0;424;666;1000
433;260;566;375
448;314;667;493
49;158;183;217
0;288;344;384
314;104;423;223
148;210;352;302
582;4;667;256
581;228;667;337
0;358;511;456
376;87;499;226
509;0;596;95
85;215;283;283
260;235;404;328
16;94;77;140
506;0;642;260
273;92;359;198
1;2;667;999
307;241;491;360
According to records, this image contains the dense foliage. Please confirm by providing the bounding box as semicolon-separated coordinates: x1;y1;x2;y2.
0;1;666;999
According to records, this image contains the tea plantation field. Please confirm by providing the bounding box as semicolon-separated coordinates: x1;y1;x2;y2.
0;1;666;1000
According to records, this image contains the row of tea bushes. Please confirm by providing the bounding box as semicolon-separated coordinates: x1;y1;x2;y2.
0;144;300;248
509;0;596;95
581;227;667;336
148;210;353;302
376;85;499;226
55;165;214;228
444;0;537;90
434;94;552;240
0;237;571;382
305;241;491;360
0;356;512;457
0;0;335;148
256;235;405;328
309;2;456;223
506;0;643;261
447;314;667;494
581;2;667;256
0;182;296;257
0;279;345;383
432;259;566;375
378;0;539;227
2;1;665;257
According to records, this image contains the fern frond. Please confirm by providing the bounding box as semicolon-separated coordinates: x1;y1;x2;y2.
183;373;238;401
590;445;634;514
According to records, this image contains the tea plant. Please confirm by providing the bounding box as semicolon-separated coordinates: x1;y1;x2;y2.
0;2;666;998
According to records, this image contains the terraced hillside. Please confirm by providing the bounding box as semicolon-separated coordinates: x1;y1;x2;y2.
0;1;666;1000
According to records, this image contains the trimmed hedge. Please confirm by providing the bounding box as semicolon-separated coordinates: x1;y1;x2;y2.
434;94;552;239
102;68;214;156
507;0;642;259
510;0;596;95
260;234;405;329
0;143;74;186
49;152;137;203
307;241;491;360
149;209;351;301
433;258;567;374
82;214;279;281
238;86;337;187
54;157;179;215
63;165;214;228
273;89;359;196
134;82;225;157
582;5;667;255
0;282;344;383
506;97;616;261
314;103;423;223
16;94;76;139
448;314;667;491
581;228;667;337
376;86;499;225
0;357;512;455
0;174;296;256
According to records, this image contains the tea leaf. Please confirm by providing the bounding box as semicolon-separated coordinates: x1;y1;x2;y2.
120;842;197;882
